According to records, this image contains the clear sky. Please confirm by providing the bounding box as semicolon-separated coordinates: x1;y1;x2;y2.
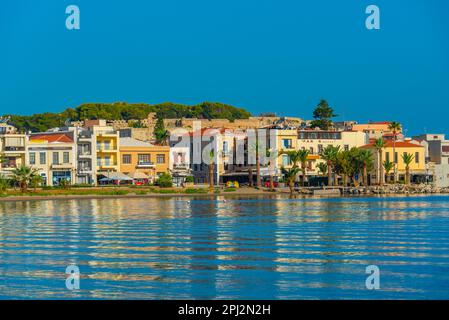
1;0;448;136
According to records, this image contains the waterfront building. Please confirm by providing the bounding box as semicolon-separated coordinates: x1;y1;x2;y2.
0;127;28;177
169;135;191;186
361;140;427;183
351;121;402;140
27;132;76;186
82;120;121;183
119;137;170;183
413;134;449;187
295;129;368;178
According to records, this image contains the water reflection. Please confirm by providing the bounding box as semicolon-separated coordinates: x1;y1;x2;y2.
1;195;449;299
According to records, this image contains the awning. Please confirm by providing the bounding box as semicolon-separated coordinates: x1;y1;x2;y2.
99;172;133;182
129;171;149;179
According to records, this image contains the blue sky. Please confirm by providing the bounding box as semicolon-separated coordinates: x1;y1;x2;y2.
1;0;448;135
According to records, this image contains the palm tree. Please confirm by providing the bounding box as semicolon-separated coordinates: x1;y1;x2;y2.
388;121;402;183
30;174;44;191
297;149;310;187
401;152;414;185
320;145;340;186
317;162;328;177
281;166;300;195
266;148;276;191
11;165;39;193
374;138;386;185
358;149;374;186
208;149;215;190
383;160;394;184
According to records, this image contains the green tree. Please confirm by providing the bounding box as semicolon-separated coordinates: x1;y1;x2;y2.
156;172;173;188
281;166;300;195
297;149;310;187
374;138;387;185
11;165;39;193
0;175;10;194
401;152;414;185
388;121;402;183
383;160;394;184
154;115;169;145
358;149;374;186
317;162;328;176
30;174;44;191
309;100;337;130
320;145;340;186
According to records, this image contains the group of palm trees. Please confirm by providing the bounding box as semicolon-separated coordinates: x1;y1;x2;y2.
278;122;415;194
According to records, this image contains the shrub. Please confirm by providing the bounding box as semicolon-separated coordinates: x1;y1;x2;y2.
185;188;207;194
224;187;236;192
0;175;10;194
185;176;194;183
156;173;173;188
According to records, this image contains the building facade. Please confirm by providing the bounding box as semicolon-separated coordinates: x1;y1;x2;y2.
119;137;170;183
0;131;27;176
27;133;76;186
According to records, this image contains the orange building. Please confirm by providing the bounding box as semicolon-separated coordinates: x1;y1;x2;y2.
119;137;170;182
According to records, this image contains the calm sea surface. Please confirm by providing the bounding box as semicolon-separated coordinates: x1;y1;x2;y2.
1;195;449;299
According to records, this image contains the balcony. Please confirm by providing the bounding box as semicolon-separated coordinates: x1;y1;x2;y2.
51;163;73;169
3;147;25;153
173;163;189;170
78;167;93;174
97;147;117;153
136;161;155;168
78;151;92;157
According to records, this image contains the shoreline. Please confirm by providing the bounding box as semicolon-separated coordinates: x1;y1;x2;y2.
0;188;447;202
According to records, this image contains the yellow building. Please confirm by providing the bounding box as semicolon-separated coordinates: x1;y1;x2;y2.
119;137;169;182
89;121;121;178
274;129;368;177
352;122;401;140
361;140;426;182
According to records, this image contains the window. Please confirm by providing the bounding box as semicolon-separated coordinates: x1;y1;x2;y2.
282;154;290;166
344;145;349;151
138;154;150;164
282;139;292;149
104;156;110;166
318;144;323;154
63;152;69;164
310;147;314;154
97;157;101;166
123;154;131;164
394;152;398;164
104;140;110;150
415;152;419;164
385;152;390;162
29;153;36;165
157;154;165;164
53;152;59;165
40;152;46;165
223;141;229;153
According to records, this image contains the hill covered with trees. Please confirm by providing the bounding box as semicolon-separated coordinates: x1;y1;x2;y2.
5;102;252;132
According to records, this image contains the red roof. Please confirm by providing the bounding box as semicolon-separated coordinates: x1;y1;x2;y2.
361;141;423;149
30;133;73;143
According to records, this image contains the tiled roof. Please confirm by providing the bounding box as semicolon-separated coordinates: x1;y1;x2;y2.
30;133;73;143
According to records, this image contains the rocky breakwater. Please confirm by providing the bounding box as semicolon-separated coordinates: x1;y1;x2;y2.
360;184;449;195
